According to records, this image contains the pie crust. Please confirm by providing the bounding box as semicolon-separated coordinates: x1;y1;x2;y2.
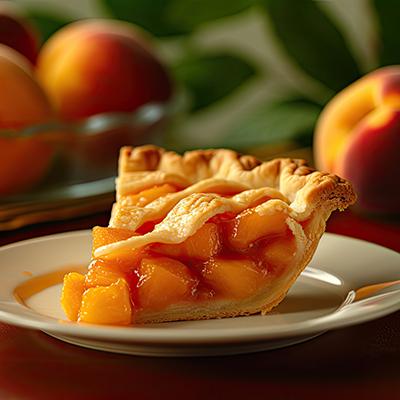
61;145;356;325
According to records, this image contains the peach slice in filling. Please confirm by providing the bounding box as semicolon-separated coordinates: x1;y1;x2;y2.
201;256;265;299
137;256;198;311
92;226;144;265
151;222;222;261
85;259;126;288
61;272;86;321
223;207;289;251
92;226;138;254
122;184;178;207
260;234;297;277
79;279;132;325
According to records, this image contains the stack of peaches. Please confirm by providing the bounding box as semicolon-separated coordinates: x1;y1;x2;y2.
0;4;172;196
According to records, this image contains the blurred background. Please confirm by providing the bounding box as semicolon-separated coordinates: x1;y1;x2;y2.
0;0;398;228
14;0;377;153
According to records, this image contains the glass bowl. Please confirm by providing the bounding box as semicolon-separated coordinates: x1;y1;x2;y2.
0;97;181;204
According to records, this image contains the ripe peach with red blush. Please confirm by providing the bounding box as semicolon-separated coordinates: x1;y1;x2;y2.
36;19;173;121
0;45;54;195
314;66;400;214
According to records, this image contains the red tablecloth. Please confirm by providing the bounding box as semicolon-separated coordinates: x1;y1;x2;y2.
0;210;399;400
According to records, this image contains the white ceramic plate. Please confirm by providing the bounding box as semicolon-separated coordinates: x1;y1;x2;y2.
0;231;399;357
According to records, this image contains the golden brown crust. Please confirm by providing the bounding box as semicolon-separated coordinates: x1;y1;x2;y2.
118;145;356;212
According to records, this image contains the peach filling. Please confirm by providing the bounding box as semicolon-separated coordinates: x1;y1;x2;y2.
62;206;299;325
137;257;198;311
122;184;178;207
151;223;222;261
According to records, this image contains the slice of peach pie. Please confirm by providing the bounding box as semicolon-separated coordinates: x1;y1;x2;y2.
61;145;356;325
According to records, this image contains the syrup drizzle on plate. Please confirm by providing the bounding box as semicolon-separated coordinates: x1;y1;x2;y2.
14;265;85;304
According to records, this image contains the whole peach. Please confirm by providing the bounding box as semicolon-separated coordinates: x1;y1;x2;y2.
36;19;173;121
0;45;54;195
0;1;39;64
314;66;400;214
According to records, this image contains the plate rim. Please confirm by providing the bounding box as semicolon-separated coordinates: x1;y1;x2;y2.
0;231;399;345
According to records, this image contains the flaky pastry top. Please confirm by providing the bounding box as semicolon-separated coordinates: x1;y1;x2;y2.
117;145;356;210
93;146;356;258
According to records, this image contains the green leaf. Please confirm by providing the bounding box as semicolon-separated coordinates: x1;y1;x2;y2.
167;0;256;30
25;9;72;43
99;0;189;37
260;0;361;92
372;0;400;65
100;0;254;37
219;98;321;150
173;52;257;111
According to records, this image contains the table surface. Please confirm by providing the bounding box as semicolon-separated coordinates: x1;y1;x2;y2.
0;209;399;400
